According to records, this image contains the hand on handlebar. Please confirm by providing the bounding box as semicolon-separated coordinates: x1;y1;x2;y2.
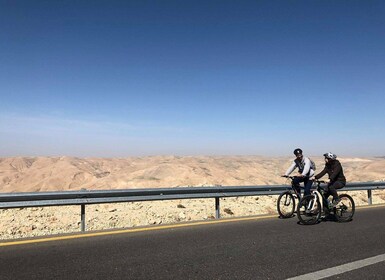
312;178;326;184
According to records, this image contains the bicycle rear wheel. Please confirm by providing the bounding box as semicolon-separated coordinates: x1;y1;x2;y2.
277;191;296;218
334;194;355;222
297;195;321;225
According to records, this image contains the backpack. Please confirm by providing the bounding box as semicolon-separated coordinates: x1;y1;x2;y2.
310;158;316;171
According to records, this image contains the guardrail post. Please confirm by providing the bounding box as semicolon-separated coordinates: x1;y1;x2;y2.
367;190;372;205
215;197;220;219
81;204;86;232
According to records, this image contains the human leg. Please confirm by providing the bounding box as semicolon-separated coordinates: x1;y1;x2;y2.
304;177;312;196
323;183;333;208
330;181;345;205
329;181;345;201
292;176;303;198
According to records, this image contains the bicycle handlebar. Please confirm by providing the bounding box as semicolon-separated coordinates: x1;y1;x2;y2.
281;175;297;179
282;175;326;184
313;179;326;184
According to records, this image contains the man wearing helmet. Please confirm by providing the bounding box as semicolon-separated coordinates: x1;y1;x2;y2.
314;152;346;206
282;148;315;198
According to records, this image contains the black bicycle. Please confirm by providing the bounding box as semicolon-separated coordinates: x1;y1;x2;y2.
297;179;355;225
277;176;304;218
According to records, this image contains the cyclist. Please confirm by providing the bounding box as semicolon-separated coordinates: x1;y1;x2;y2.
314;152;346;207
282;148;315;198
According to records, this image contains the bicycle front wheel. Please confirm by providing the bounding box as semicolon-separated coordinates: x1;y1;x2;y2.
334;194;355;222
277;191;296;218
297;195;321;225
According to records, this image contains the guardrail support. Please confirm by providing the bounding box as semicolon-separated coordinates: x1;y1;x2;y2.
81;204;86;232
367;190;372;205
215;197;220;219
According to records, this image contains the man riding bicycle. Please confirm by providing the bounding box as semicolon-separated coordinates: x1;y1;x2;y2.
282;148;315;198
314;152;346;207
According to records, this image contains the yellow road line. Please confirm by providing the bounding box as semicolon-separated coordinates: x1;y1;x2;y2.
357;203;385;210
1;204;384;247
0;214;276;247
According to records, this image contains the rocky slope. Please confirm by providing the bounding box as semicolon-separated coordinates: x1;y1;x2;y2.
1;156;384;192
0;156;384;240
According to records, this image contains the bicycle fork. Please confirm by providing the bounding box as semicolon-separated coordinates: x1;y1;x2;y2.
306;191;323;211
284;194;292;206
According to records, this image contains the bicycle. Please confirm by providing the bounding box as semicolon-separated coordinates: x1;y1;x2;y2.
277;176;304;218
297;179;355;225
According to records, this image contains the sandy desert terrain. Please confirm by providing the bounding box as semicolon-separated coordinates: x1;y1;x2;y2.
1;156;384;240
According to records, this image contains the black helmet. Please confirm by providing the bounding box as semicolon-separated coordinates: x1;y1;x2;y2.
293;148;303;156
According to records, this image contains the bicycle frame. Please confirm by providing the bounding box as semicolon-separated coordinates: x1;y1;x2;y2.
284;176;304;198
306;189;324;212
307;180;332;213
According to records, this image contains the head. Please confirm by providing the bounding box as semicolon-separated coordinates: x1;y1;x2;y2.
293;148;303;160
323;152;337;163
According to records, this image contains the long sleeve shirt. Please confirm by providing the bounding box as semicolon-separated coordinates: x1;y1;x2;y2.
315;160;346;182
285;157;315;177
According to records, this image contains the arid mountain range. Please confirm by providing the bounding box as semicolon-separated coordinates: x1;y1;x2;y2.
1;156;384;240
1;156;384;193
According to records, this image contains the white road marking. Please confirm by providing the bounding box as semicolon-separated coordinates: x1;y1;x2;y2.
287;253;385;280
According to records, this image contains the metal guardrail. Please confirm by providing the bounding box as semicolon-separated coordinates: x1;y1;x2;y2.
1;182;384;232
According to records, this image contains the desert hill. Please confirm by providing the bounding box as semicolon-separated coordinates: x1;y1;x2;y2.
1;156;384;193
1;156;385;240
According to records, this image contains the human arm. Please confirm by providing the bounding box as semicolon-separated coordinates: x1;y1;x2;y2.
283;162;297;176
314;166;327;179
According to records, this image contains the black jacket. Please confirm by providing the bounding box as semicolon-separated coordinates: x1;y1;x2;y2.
315;159;346;183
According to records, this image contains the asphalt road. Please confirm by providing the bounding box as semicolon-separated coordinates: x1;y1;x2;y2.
0;206;384;279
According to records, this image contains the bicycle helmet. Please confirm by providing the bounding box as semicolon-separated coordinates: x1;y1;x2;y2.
293;148;303;156
323;152;337;160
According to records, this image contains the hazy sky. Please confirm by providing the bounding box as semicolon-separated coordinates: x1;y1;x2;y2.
1;1;385;157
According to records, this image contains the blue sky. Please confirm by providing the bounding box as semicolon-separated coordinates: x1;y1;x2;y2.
1;1;385;157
